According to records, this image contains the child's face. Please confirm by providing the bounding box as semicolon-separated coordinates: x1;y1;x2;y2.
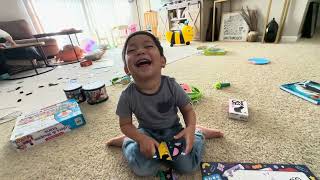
124;35;166;80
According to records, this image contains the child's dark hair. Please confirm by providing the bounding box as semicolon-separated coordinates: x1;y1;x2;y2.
122;31;165;67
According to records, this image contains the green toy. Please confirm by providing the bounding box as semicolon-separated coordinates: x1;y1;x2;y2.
196;45;208;50
111;75;131;85
203;48;226;56
214;82;230;89
156;168;178;180
157;171;166;180
188;86;202;103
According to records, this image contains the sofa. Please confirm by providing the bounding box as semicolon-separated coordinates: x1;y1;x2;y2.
0;19;59;58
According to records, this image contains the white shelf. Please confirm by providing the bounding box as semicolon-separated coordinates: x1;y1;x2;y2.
170;18;188;22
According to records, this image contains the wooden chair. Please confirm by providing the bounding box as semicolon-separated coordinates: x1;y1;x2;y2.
144;10;159;37
111;25;129;47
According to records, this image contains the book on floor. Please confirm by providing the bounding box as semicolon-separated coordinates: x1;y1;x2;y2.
280;81;320;105
200;162;317;180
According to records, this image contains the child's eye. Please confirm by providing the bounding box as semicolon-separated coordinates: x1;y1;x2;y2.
127;49;136;53
145;45;154;48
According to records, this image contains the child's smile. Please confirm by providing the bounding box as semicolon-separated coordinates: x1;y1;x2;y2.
124;34;166;80
135;58;152;68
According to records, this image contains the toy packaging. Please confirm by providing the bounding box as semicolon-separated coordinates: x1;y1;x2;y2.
201;162;317;180
10;99;86;150
228;99;249;121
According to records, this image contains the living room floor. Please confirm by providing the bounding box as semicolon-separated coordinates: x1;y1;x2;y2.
0;37;319;179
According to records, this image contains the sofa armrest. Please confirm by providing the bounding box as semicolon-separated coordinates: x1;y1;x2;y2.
16;38;58;46
15;39;37;44
15;38;59;57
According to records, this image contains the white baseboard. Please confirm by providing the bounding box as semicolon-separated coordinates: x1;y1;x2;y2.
258;36;299;43
280;36;299;42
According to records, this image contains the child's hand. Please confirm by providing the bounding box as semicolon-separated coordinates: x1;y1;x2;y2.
138;135;159;159
174;126;195;155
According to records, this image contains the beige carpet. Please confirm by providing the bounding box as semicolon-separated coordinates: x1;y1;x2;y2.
0;36;319;179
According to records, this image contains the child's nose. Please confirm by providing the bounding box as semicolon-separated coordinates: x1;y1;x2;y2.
136;47;146;55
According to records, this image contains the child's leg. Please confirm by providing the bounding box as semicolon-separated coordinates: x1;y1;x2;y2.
122;136;161;176
106;135;126;147
172;131;205;174
196;125;224;139
106;125;223;147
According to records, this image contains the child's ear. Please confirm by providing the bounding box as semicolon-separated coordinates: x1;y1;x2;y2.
124;66;130;75
161;56;166;68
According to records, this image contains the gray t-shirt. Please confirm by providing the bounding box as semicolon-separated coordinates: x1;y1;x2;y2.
116;76;191;129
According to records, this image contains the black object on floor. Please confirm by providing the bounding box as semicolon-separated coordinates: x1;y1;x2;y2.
49;83;59;86
26;92;32;96
20;91;24;94
17;99;21;102
264;18;278;43
301;2;319;38
38;85;44;88
16;86;22;90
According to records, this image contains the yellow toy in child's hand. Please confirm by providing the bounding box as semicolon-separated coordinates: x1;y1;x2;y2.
166;23;194;47
158;142;172;161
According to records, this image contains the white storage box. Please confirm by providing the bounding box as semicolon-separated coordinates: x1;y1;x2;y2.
228;99;249;120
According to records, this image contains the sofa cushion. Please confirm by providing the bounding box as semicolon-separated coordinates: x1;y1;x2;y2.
0;20;33;40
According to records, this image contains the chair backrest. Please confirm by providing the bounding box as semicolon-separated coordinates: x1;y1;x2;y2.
144;10;158;36
0;19;34;40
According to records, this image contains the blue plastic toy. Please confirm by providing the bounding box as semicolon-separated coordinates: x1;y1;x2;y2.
248;58;270;65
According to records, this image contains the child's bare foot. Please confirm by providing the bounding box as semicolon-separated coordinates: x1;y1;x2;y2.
106;135;126;147
196;125;224;139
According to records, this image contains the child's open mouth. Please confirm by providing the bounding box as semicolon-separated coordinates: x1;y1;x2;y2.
135;59;152;67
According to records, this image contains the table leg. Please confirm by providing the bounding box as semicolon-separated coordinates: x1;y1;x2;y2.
35;38;52;66
30;59;39;74
75;33;80;46
37;45;51;66
68;34;79;61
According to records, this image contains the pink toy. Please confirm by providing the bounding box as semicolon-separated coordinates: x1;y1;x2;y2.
128;24;137;34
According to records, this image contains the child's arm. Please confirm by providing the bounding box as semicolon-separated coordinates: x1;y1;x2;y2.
120;117;159;158
6;37;16;46
174;103;196;155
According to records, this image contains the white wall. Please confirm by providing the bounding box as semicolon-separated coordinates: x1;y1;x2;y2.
0;0;34;32
229;0;309;38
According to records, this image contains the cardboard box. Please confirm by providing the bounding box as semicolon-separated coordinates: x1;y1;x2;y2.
228;99;249;120
10;99;86;150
